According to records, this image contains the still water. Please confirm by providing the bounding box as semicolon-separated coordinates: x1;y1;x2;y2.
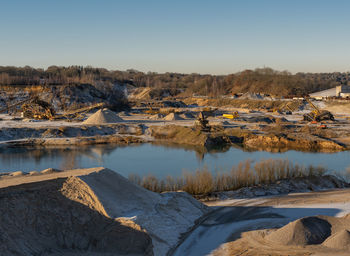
0;143;349;178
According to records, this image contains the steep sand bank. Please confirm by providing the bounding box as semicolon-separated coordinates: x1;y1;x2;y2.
0;168;208;256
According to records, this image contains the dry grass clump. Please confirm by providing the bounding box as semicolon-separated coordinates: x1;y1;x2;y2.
129;159;327;195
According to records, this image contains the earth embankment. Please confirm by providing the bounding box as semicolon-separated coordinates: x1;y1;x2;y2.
0;168;208;256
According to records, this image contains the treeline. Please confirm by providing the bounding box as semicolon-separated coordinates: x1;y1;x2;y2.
1;66;349;97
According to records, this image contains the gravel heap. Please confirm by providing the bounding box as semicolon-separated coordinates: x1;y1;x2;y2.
163;113;184;121
83;108;123;124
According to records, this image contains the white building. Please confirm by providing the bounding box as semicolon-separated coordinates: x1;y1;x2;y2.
309;85;350;99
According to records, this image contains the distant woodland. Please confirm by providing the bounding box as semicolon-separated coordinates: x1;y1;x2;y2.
1;66;350;97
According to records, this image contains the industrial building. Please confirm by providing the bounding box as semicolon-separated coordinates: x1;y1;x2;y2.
309;85;350;99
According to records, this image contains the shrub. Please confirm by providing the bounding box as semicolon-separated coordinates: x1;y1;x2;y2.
128;158;328;195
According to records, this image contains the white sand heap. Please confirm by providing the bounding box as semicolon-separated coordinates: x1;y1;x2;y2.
266;216;332;246
83;108;123;124
163;112;184;121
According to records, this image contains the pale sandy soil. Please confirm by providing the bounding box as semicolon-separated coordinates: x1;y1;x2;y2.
0;167;208;256
173;189;350;256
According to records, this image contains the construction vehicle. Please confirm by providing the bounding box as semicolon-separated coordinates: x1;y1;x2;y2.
1;96;106;121
195;112;210;132
0;96;55;120
202;107;217;117
21;97;55;120
222;111;239;119
303;98;334;122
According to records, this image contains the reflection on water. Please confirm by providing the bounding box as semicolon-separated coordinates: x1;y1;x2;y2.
0;143;349;178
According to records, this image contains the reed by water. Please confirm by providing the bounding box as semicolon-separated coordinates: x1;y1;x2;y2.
128;158;326;195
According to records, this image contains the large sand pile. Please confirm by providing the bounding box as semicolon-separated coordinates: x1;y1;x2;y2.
0;167;208;256
0;174;152;255
163;112;184;121
323;230;350;250
83;108;123;124
80;169;208;255
266;216;332;245
212;214;350;256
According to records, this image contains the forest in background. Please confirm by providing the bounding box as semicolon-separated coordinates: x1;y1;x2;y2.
0;65;350;97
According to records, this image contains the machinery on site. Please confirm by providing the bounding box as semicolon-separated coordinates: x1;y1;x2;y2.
303;98;334;122
21;97;55;120
195;112;210;132
0;97;55;120
0;95;106;121
55;102;105;121
222;111;239;119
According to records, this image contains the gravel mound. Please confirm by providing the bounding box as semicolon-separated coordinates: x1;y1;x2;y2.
266;216;332;245
163;113;184;121
323;230;350;250
83;108;123;124
149;113;165;120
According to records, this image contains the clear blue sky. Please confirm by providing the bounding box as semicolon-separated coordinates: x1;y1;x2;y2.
0;0;349;74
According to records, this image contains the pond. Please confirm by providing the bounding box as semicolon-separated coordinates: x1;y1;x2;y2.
0;143;349;178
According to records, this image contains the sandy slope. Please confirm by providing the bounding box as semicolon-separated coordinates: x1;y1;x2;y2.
173;189;350;256
0;168;208;256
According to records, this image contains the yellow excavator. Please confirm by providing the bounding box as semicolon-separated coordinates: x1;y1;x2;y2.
21;97;55;120
303;98;334;122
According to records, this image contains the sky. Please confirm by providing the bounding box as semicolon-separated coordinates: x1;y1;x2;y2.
0;0;349;74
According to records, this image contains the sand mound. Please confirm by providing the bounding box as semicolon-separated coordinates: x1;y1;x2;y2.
83;108;123;124
0;175;152;255
323;230;350;250
163;112;184;121
266;216;332;245
41;168;62;174
0;168;208;256
80;169;208;255
10;171;26;177
149;113;165;120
